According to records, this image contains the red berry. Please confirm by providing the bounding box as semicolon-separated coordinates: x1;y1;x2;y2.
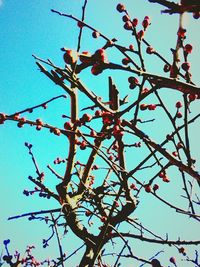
64;121;73;130
107;155;113;161
175;101;182;108
159;172;165;178
54;128;61;136
122;14;130;22
80;141;87;150
103;117;112;125
132;18;138;27
177;112;182;118
181;62;190;71
142;18;150;29
82;113;92;122
129;44;134;51
114;201;119;207
122;57;130;65
146;46;154;54
144;184;152;193
13;113;20;120
128;77;139;89
153;184;159;191
92;31;100;38
144;16;150;20
128;76;139;84
184;44;193;54
130;183;137;190
17;117;26;128
179;247;186;255
94;49;107;62
95;110;102;117
140;104;148;110
172;151;178;157
101;216;107;222
137;30;144;40
188;94;197;102
36;125;42;131
148;104;157;110
166;134;173;140
90;129;97;137
116;3;126;12
177;27;186;38
124;21;132;30
163;176;170;183
36;118;43;126
77;21;84;28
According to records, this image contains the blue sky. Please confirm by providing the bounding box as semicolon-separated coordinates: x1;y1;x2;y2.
0;0;200;266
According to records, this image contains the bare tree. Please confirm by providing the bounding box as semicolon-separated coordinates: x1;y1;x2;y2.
1;1;200;266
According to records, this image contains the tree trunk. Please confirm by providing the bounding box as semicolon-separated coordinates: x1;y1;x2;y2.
79;245;102;267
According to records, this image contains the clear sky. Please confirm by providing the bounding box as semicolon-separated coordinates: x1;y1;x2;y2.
0;0;200;266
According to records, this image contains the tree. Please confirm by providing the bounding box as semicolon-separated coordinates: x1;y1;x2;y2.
1;0;200;266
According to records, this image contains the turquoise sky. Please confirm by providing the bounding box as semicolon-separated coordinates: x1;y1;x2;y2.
0;1;200;266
